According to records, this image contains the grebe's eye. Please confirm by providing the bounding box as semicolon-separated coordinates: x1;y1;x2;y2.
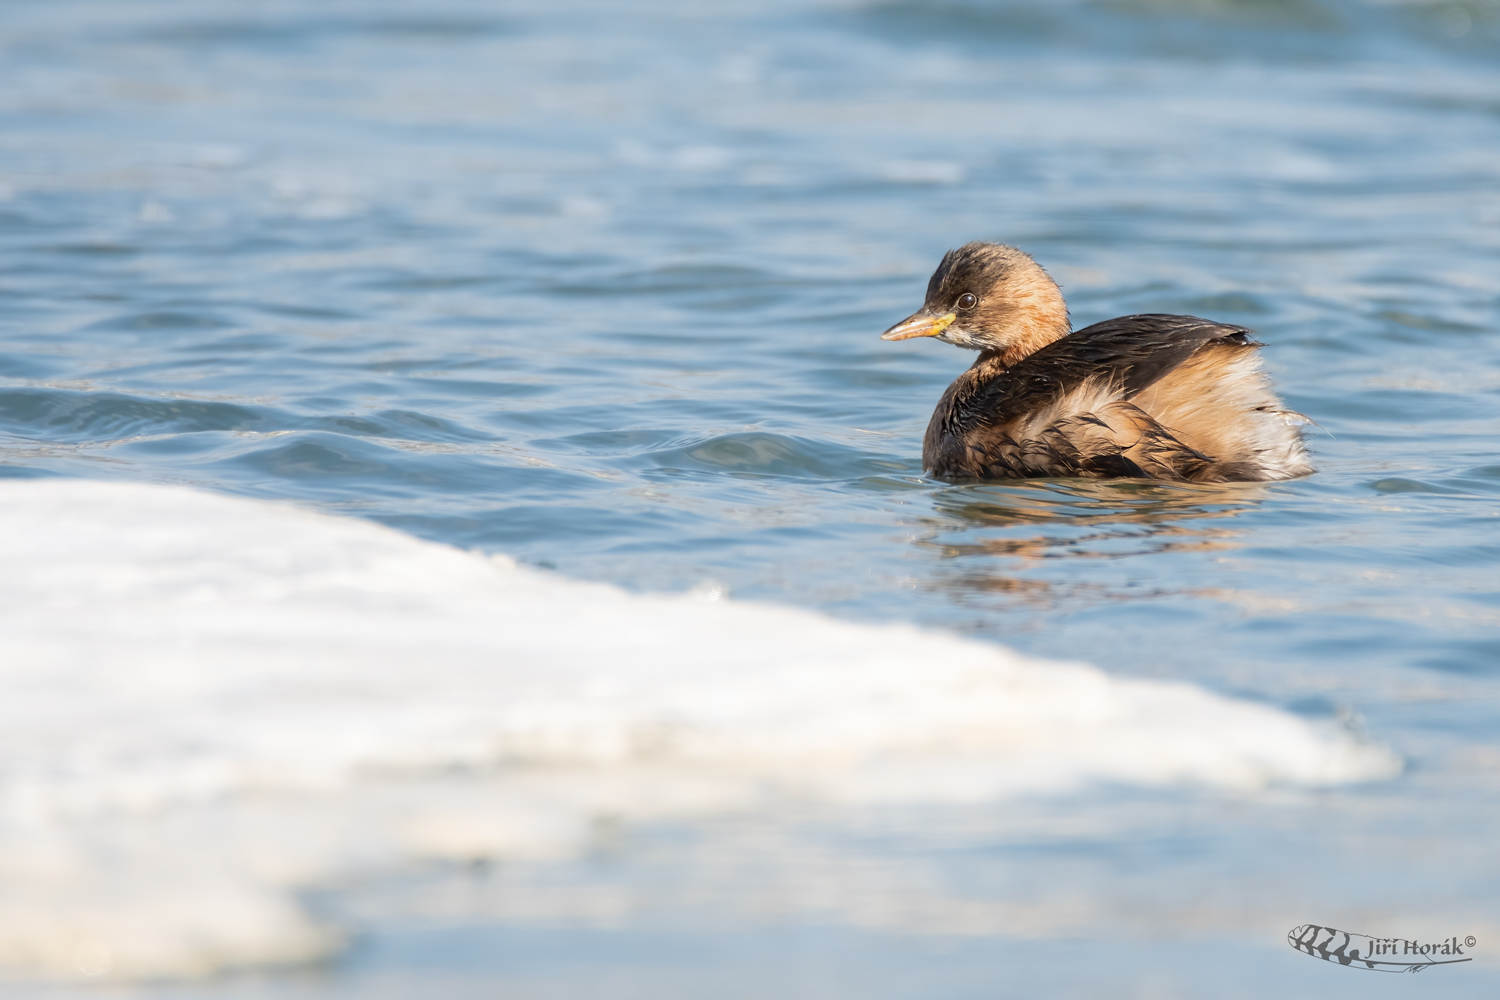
956;292;978;311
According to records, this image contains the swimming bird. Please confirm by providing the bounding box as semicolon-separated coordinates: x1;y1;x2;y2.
881;243;1314;482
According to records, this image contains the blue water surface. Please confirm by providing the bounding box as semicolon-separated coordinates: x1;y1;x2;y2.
2;0;1499;996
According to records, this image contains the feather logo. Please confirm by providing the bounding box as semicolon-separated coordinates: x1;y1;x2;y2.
1288;924;1475;972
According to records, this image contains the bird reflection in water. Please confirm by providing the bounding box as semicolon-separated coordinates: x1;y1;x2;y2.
909;477;1273;617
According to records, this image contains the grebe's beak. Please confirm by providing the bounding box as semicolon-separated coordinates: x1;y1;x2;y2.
880;310;956;341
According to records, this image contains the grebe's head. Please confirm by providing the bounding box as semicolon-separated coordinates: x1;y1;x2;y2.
880;242;1070;366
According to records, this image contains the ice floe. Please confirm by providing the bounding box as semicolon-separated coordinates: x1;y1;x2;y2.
0;480;1399;980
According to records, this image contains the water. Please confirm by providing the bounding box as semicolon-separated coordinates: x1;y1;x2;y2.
1;0;1499;994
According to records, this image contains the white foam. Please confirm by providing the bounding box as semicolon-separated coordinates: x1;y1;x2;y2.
0;480;1398;981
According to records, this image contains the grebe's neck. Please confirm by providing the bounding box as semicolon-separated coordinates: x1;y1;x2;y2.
993;275;1069;368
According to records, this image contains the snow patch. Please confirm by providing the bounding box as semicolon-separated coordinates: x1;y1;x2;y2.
0;480;1399;980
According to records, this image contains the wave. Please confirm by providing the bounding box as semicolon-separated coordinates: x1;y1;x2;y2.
637;431;912;480
0;479;1398;980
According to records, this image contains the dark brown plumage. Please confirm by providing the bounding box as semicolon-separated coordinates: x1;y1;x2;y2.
881;243;1314;482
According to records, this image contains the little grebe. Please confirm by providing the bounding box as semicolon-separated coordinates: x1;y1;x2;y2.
881;243;1314;482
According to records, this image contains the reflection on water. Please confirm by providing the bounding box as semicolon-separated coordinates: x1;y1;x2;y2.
931;477;1271;528
915;479;1264;613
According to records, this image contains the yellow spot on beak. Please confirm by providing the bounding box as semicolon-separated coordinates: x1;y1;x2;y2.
880;311;958;341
